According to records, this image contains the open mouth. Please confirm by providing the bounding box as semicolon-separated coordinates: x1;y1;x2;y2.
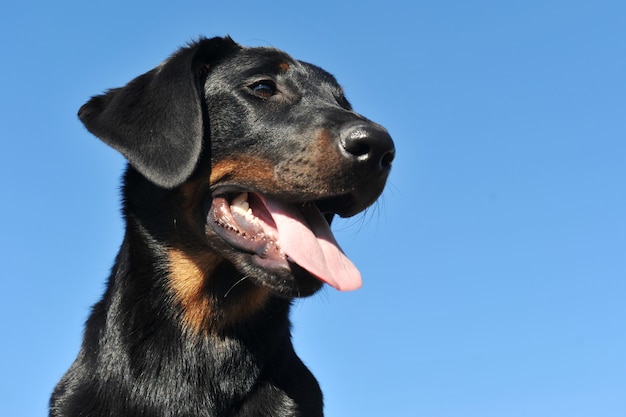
208;191;362;291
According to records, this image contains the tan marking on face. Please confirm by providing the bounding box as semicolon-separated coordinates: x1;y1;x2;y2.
273;128;346;194
210;157;277;188
277;61;290;72
313;129;344;175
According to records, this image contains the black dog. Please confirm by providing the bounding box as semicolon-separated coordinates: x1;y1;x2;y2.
51;36;394;417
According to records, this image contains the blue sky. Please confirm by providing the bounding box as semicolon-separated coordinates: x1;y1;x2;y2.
2;1;625;416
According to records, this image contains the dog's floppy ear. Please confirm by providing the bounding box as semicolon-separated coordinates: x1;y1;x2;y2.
78;36;240;188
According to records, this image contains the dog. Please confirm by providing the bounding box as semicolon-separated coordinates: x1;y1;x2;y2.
50;36;394;417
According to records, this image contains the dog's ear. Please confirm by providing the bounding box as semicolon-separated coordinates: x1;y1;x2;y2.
78;36;240;188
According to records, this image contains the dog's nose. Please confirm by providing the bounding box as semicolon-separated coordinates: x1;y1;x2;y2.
340;124;395;172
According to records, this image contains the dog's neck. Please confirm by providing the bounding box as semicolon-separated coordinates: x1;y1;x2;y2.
83;230;314;414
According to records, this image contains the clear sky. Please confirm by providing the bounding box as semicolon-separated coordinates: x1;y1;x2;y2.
1;1;625;416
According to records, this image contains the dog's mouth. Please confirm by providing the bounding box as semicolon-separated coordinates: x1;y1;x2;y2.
207;191;361;291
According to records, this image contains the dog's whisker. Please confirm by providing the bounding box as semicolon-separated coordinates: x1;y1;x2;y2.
223;275;250;298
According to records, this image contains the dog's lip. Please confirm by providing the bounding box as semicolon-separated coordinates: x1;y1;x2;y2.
210;185;359;217
207;189;362;291
209;192;285;263
313;193;358;218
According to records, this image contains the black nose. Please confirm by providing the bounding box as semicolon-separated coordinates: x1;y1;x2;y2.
340;124;395;171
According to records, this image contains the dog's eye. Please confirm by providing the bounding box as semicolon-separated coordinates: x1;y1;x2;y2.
250;81;277;99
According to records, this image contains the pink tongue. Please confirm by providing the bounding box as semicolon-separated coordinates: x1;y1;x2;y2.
260;197;362;291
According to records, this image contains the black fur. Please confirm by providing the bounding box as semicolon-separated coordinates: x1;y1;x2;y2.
51;36;394;416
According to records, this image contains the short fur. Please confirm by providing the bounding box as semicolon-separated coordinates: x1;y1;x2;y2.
51;36;394;417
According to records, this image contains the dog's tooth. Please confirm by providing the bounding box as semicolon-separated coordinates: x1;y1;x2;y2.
231;193;249;212
232;192;248;206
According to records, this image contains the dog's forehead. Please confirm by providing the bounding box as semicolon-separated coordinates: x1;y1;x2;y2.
216;46;341;88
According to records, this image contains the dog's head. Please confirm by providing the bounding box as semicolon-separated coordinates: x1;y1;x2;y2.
79;36;394;304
